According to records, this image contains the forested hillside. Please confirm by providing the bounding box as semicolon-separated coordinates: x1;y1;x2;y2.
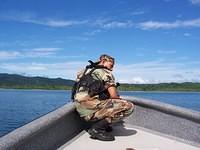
1;73;200;91
0;73;75;90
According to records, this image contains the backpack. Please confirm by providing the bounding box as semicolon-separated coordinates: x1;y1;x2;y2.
71;61;109;100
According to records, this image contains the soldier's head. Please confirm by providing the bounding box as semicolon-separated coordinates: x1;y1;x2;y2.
99;54;115;70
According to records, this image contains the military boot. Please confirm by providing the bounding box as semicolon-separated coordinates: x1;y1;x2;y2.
105;125;113;132
88;119;115;141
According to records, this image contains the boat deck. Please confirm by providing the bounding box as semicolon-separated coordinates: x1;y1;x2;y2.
59;124;199;150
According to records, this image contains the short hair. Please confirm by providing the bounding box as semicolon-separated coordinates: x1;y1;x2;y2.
99;54;115;63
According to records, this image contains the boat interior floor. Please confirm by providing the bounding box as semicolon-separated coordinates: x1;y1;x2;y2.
58;123;199;150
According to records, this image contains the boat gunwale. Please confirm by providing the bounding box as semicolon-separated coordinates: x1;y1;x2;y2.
122;95;200;123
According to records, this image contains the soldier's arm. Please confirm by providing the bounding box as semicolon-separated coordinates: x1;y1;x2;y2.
107;86;120;99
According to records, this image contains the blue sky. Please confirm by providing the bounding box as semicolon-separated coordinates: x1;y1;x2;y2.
0;0;200;83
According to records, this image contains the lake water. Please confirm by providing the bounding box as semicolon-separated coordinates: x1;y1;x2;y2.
0;89;200;137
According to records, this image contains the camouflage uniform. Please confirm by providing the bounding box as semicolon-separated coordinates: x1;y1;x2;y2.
74;67;134;123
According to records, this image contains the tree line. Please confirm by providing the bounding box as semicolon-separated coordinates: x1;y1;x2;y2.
1;73;200;91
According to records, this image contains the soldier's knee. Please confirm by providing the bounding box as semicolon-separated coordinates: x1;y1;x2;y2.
125;102;135;115
127;101;134;111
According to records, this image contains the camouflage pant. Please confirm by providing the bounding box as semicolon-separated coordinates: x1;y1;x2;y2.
75;97;134;123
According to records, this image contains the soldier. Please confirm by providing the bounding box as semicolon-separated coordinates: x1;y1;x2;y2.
72;54;134;141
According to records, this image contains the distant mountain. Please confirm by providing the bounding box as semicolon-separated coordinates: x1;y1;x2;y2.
0;73;75;90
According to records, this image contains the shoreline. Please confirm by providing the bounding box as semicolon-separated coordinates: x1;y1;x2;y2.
1;88;200;92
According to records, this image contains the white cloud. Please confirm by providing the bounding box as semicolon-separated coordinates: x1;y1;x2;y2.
172;74;184;78
0;51;21;59
25;48;60;57
83;17;200;30
84;29;102;36
0;40;39;47
43;20;87;27
138;18;200;29
93;19;134;29
28;19;87;27
101;21;134;29
1;60;200;83
190;0;200;5
2;10;200;31
114;60;200;83
0;10;36;21
130;10;146;16
66;36;90;41
0;48;60;59
103;21;134;29
0;11;88;27
0;61;87;79
129;77;148;84
0;63;47;72
157;50;176;54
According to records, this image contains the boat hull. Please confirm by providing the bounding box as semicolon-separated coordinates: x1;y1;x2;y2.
0;96;199;149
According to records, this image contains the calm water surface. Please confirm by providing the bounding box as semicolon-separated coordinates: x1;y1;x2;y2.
0;89;200;137
120;91;200;112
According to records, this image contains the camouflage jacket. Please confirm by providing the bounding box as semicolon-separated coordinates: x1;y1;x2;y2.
74;67;116;101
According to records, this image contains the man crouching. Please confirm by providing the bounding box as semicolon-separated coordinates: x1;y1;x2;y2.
72;54;134;141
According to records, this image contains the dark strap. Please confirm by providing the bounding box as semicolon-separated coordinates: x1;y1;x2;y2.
81;60;110;80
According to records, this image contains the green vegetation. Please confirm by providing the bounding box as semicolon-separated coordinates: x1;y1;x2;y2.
118;83;200;91
1;73;200;91
0;73;74;90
